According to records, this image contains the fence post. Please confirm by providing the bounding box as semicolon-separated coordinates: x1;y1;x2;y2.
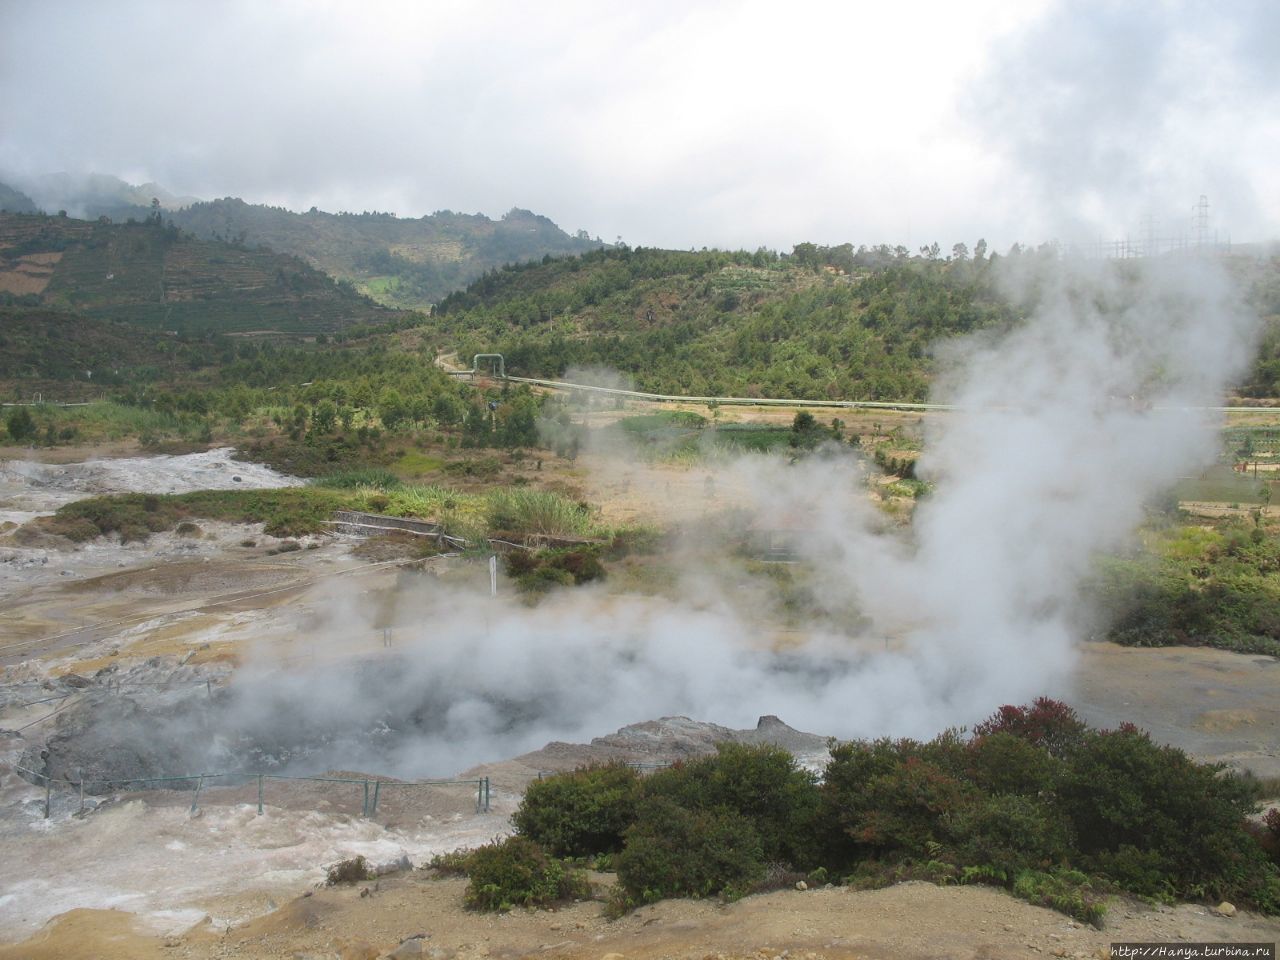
44;775;51;819
361;779;369;818
190;776;203;814
371;780;381;816
257;773;264;816
483;777;490;812
78;768;85;815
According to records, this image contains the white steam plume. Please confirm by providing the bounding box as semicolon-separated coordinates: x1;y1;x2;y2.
215;253;1258;777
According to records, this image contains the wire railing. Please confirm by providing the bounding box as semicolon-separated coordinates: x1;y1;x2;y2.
12;764;491;818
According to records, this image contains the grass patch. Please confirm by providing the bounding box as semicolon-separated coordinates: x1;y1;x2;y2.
312;468;402;490
38;487;352;542
0;401;185;446
393;450;446;476
708;423;791;453
1173;466;1270;505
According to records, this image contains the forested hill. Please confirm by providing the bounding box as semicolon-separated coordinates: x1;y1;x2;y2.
0;211;397;336
110;198;602;310
427;244;1280;402
1;174;604;309
427;246;1021;401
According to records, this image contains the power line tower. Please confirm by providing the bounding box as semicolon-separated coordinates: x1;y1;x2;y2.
1193;195;1210;250
1140;213;1160;258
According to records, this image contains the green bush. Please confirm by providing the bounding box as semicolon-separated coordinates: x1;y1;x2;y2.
966;730;1062;796
820;738;980;863
507;546;607;593
463;836;588;912
946;793;1070;875
512;764;641;857
4;406;37;442
1056;726;1273;904
616;797;765;904
641;743;821;867
428;848;474;876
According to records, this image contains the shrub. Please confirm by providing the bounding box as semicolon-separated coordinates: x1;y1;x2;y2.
972;698;1087;758
326;855;374;885
4;407;37;442
1056;726;1271;904
820;739;980;864
641;743;821;867
513;764;641;857
616;797;765;904
507;547;607;593
946;793;1070;875
462;836;588;912
428;848;474;876
966;731;1061;796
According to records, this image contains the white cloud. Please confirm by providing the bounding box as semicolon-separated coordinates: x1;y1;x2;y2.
1;0;1275;249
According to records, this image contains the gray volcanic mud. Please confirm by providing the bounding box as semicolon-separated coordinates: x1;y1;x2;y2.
0;447;298;525
15;652;840;791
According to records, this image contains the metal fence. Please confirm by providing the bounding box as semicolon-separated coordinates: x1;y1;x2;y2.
13;764;490;818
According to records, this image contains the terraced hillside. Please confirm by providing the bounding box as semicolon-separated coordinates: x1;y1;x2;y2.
0;212;398;335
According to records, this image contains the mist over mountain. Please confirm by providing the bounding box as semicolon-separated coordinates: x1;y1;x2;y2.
0;182;36;215
0;172;604;309
3;172;199;218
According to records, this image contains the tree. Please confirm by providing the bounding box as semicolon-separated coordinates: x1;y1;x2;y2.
432;392;464;427
312;399;337;433
5;406;37;442
790;411;821;449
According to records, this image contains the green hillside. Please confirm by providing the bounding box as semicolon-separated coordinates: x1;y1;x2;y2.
0;211;398;335
427;244;1280;402
157;199;603;309
427;245;1020;401
0;307;220;399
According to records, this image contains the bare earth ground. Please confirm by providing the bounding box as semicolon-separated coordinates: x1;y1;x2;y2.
3;876;1276;960
1;444;1278;958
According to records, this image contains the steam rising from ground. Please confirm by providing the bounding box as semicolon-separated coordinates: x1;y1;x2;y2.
221;255;1257;776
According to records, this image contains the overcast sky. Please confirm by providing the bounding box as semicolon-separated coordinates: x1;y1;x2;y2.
1;0;1277;251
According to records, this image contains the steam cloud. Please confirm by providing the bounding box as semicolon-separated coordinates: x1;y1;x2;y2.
214;254;1258;777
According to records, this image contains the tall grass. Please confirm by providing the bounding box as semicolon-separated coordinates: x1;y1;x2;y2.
312;468;402;490
487;488;595;537
34;401;182;441
380;484;602;540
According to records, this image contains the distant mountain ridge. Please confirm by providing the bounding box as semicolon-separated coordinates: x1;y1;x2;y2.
0;182;37;214
160;198;604;308
0;172;604;308
3;172;199;217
